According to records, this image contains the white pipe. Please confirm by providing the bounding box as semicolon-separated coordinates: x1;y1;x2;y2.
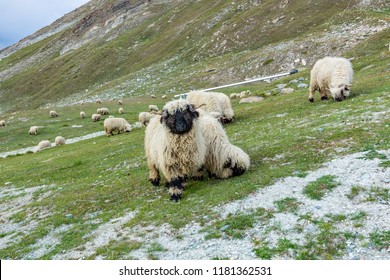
174;69;298;98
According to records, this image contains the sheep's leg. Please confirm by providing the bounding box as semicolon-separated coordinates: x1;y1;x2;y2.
192;165;204;180
319;88;328;100
148;164;160;186
166;177;185;202
308;81;316;102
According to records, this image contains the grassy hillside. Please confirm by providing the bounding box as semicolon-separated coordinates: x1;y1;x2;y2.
0;25;389;259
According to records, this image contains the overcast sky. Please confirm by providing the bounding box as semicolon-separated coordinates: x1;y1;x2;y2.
0;0;90;50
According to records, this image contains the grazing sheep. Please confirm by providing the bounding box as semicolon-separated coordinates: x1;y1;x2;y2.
162;95;167;99
118;99;123;105
186;91;234;123
119;107;124;115
80;111;86;119
138;112;155;126
230;93;240;99
198;111;250;179
49;110;58;118
0;120;5;127
37;140;52;151
145;99;206;201
104;117;132;136
97;108;109;115
148;104;159;113
150;94;157;98
92;113;102;122
309;56;353;102
29;126;39;135
96;99;102;104
55;136;65;146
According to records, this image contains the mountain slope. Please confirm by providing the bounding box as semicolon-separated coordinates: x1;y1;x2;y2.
0;0;389;113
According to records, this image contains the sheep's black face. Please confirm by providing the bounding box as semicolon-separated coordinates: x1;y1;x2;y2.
161;104;199;134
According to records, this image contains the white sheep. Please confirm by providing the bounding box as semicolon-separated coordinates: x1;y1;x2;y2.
0;120;5;127
119;107;124;115
80;111;86;119
198;111;250;178
92;113;102;122
138;112;155;126
97;108;109;115
309;56;353;102
29;126;39;135
161;95;167;99
103;117;132;136
96;99;102;104
150;94;157;98
148;105;159;113
145;99;206;201
118;99;123;105
186;91;234;123
55;136;66;146
50;110;59;118
37;140;52;151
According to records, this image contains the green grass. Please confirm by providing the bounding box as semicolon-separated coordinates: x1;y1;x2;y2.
303;175;340;200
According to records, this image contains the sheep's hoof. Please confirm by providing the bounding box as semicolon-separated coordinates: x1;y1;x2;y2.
308;98;314;102
192;175;204;181
321;96;328;100
150;178;160;186
232;165;246;177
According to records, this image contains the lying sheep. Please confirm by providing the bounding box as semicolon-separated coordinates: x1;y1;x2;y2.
80;111;86;119
92;113;102;122
55;136;65;146
37;140;52;151
145;99;206;201
119;107;124;115
29;126;39;135
104;117;132;136
230;93;240;99
198;111;250;178
0;120;5;127
309;56;353;102
148;105;159;113
186;91;234;123
50;110;58;118
138;112;155;126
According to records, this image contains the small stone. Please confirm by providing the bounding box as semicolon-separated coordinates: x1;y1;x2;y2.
280;88;295;94
220;225;230;231
239;96;264;103
65;214;73;219
317;128;324;132
298;83;308;88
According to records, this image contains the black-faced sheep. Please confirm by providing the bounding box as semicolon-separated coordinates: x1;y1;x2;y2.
104;117;132;136
118;99;123;105
144;99;206;201
29;126;39;135
92;113;102;122
37;140;52;151
198;110;250;178
50;110;58;118
0;120;6;127
309;56;353;102
186;91;234;123
55;136;65;146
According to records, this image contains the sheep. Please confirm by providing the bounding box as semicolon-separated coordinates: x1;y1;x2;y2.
309;56;353;102
97;108;109;115
138;112;155;126
230;93;240;99
92;113;102;122
118;99;123;105
0;120;5;127
148;104;159;113
144;99;206;201
29;126;39;135
103;117;132;136
96;99;102;104
37;140;52;151
49;110;58;118
150;94;157;98
186;91;234;123
198;110;250;179
119;107;124;115
162;95;167;99
80;111;86;119
55;136;66;146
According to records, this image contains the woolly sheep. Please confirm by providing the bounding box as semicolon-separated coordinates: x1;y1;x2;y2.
144;99;206;201
96;99;102;104
150;94;157;98
29;126;39;135
162;95;167;99
37;140;52;151
186;91;234;123
55;136;65;146
309;56;353;102
50;110;58;118
198;110;250;178
0;120;5;127
148;105;159;113
97;108;109;115
80;111;86;119
119;107;124;115
103;117;132;136
92;113;102;122
118;99;123;105
138;112;155;126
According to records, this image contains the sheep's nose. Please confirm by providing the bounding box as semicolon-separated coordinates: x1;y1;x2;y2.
175;111;187;133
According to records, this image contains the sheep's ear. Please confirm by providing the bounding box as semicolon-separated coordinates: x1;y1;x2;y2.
188;104;199;118
345;85;351;90
160;109;167;123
